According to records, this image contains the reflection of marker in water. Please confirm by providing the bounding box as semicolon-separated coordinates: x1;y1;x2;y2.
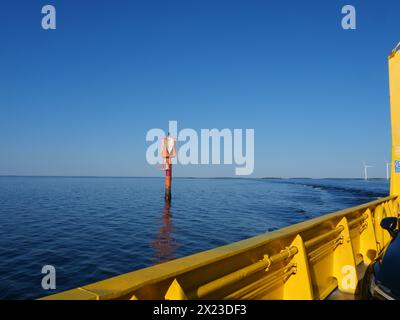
151;201;174;264
161;133;176;201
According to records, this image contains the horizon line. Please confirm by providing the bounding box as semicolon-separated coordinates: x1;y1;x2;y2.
0;175;389;180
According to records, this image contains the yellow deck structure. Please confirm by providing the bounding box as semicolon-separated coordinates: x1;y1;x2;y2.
41;44;400;300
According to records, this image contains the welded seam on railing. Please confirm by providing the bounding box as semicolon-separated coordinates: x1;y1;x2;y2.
191;246;298;299
308;236;343;263
359;221;368;234
224;263;296;300
304;226;344;249
348;213;368;228
240;267;296;300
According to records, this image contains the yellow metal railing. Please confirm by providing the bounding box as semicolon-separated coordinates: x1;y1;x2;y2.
41;195;399;300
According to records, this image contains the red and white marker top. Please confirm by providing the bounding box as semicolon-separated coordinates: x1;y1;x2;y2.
161;136;176;158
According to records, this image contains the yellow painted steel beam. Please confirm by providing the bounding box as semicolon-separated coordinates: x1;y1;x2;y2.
389;44;400;195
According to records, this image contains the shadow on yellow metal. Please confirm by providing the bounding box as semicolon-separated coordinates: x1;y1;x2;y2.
41;195;399;300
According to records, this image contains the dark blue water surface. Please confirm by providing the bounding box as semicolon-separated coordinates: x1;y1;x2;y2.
0;177;389;299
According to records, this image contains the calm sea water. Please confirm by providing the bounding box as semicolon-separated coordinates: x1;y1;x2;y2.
0;177;389;299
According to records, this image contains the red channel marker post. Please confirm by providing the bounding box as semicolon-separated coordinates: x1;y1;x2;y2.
161;134;176;202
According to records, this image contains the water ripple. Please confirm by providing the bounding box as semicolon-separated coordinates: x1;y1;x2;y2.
0;176;389;299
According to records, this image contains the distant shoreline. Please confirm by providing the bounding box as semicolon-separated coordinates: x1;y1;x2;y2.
0;175;388;180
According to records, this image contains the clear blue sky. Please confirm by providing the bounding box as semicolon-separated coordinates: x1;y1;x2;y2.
0;0;399;178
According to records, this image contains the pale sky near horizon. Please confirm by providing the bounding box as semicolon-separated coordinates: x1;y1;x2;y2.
1;0;399;178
